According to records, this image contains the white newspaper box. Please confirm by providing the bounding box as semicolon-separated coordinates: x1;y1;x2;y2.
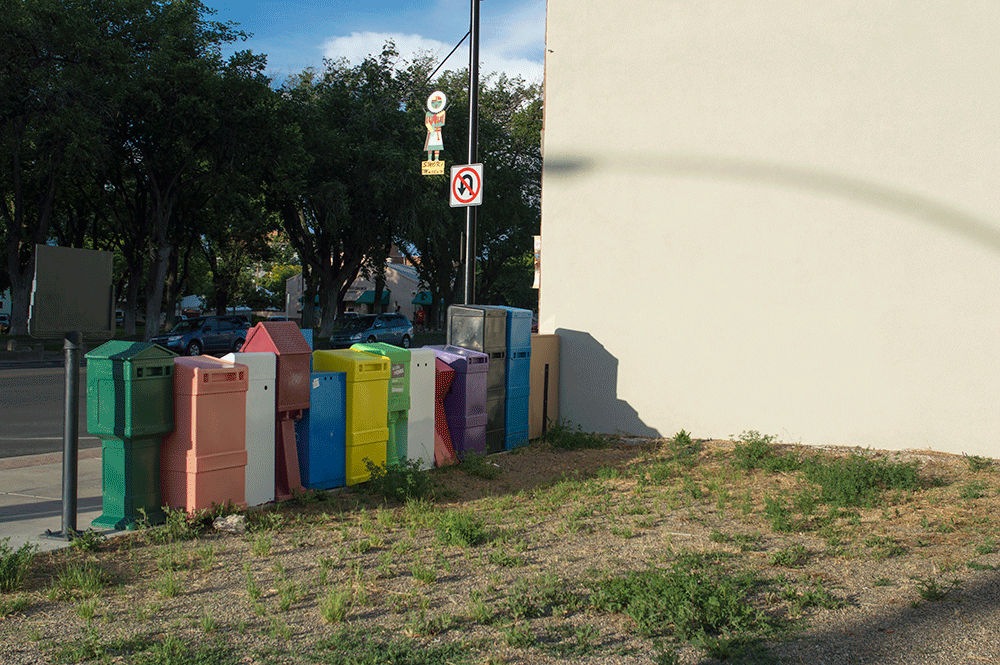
222;351;276;506
406;348;436;471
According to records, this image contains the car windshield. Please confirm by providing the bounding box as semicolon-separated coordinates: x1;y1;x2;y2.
169;318;204;333
337;315;375;333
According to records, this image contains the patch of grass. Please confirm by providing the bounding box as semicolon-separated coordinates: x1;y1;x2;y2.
51;561;107;600
435;510;488;548
505;573;583;620
133;634;241;664
320;584;352;624
458;453;503;480
244;563;261;600
154;571;182;598
865;535;907;560
975;538;997;556
591;554;778;642
663;430;703;467
781;578;844;613
69;529;107;553
501;620;537;647
365;458;440;502
731;431;800;473
710;531;763;551
959;480;987;500
963;454;994;472
141;506;208;544
487;549;526;567
410;563;437;584
543;419;609;450
0;594;30;618
770;544;809;568
0;537;35;592
914;577;956;601
252;532;273;556
801;453;920;508
968;561;998;571
313;628;476;664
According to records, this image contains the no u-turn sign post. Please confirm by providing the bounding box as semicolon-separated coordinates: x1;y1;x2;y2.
450;164;484;207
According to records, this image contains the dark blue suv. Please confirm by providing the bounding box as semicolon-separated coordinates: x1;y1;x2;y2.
152;315;250;356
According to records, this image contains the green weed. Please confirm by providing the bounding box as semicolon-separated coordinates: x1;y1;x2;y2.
365;458;440;502
0;594;29;618
959;481;987;500
410;563;437;584
313;628;476;664
591;554;777;642
69;529;107;553
0;537;35;592
51;562;107;600
731;431;800;472
435;510;488;547
963;454;994;472
802;454;920;508
458;453;503;480
770;544;809;567
543;418;609;450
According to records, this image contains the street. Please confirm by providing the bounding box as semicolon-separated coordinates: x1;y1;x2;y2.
0;367;98;458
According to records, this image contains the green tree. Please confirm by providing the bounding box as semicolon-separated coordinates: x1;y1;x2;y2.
273;45;423;337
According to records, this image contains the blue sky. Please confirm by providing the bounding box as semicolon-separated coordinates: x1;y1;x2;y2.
209;0;546;83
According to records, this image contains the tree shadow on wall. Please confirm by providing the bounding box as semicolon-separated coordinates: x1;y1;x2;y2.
555;328;660;438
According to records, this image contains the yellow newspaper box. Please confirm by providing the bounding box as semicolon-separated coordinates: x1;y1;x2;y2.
313;349;389;485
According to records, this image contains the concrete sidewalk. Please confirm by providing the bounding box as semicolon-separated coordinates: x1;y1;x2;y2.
0;448;116;553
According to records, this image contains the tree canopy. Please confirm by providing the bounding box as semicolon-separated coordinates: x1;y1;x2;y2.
1;1;541;338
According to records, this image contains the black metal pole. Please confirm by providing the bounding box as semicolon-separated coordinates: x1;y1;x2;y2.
462;0;480;305
57;331;82;538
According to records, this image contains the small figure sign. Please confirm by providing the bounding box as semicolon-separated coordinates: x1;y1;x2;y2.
421;91;447;176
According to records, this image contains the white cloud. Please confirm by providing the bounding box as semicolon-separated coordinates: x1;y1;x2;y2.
322;28;543;84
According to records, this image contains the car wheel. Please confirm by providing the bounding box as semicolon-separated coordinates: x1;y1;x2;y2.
366;335;377;343
401;335;411;348
232;338;244;353
186;341;202;356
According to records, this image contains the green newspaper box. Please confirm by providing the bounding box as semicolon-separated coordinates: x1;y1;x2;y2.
86;341;176;529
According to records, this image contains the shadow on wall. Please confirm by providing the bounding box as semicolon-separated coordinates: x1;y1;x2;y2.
556;328;660;438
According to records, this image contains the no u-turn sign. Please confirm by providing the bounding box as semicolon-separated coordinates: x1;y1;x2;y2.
449;164;483;207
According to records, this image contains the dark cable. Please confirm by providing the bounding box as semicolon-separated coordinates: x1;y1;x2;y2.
423;31;471;87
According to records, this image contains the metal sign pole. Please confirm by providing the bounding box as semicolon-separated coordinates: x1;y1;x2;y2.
44;331;82;539
462;0;480;305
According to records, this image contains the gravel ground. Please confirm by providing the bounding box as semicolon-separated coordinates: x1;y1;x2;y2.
1;437;998;664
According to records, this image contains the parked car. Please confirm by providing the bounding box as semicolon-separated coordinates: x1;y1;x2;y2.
151;315;250;356
0;314;8;334
330;313;413;349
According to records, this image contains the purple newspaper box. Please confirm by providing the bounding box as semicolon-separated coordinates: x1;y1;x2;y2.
426;345;488;458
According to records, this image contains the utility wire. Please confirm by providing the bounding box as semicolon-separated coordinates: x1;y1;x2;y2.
423;31;471;87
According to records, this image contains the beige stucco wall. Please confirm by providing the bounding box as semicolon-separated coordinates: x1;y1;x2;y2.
540;1;1000;456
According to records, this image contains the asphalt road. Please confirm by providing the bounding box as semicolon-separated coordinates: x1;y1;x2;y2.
0;367;98;458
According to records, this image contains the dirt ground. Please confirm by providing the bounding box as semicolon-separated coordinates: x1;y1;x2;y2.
1;435;999;665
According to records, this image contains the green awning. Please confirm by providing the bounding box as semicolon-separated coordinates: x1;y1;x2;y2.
357;289;390;305
411;291;433;306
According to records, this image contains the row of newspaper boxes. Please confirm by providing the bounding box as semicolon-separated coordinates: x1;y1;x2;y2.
86;312;554;530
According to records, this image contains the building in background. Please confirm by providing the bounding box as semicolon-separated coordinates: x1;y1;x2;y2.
539;2;1000;457
286;262;421;323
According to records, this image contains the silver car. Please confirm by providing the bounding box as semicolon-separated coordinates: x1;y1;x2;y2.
330;313;413;349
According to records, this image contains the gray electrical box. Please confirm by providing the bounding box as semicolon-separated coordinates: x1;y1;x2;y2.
29;244;115;340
